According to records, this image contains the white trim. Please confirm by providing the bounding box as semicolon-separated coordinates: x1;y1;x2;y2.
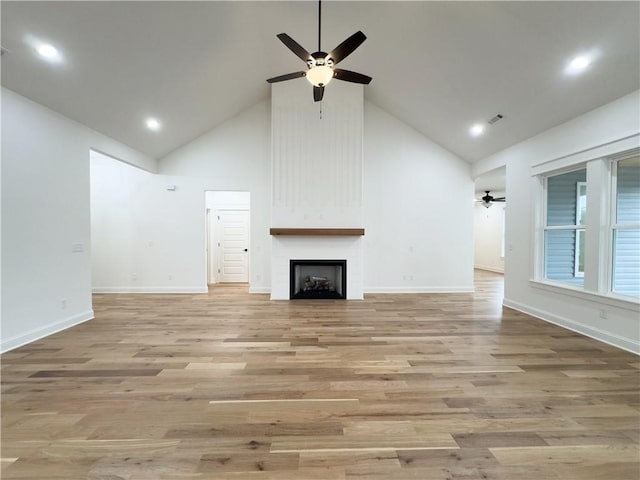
574;182;587;277
249;286;271;294
474;265;505;274
531;134;640;176
503;298;639;355
530;279;639;312
92;286;208;294
364;286;474;293
1;310;94;353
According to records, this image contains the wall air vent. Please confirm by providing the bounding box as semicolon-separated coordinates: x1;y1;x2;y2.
488;113;504;125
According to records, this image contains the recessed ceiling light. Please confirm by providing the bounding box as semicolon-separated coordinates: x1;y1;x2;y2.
470;124;485;137
36;43;59;60
566;55;591;74
145;118;161;131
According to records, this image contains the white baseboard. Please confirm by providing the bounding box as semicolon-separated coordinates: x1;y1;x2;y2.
1;310;94;354
474;265;504;274
249;287;271;294
92;286;208;294
364;286;474;294
503;298;639;355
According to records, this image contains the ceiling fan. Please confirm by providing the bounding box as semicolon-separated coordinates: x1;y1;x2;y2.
477;191;506;208
266;0;372;102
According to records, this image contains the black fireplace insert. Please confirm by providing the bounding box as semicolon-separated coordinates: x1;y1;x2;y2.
290;260;347;299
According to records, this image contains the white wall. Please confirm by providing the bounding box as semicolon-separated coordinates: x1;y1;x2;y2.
91;100;271;294
91;153;210;292
474;198;505;273
91;96;474;297
1;88;155;352
473;90;640;353
158;100;272;293
363;103;474;292
205;191;250;210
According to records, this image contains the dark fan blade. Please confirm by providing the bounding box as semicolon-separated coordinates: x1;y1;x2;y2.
327;31;367;65
333;68;372;85
266;71;306;83
276;33;313;63
313;85;324;102
493;197;506;202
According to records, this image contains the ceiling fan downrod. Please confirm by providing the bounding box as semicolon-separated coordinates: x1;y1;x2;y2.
318;0;322;52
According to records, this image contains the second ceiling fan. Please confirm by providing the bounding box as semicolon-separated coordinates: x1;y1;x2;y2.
477;191;506;208
266;0;372;102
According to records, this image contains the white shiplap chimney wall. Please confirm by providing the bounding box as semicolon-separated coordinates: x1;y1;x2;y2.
270;80;364;299
271;80;363;227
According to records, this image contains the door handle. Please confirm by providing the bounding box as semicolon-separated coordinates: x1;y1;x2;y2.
244;248;248;252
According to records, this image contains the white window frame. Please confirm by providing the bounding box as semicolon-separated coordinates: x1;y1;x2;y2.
574;181;587;278
540;165;587;287
530;135;640;311
609;154;640;298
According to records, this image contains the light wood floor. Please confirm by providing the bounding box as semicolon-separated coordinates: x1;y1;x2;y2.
2;271;639;479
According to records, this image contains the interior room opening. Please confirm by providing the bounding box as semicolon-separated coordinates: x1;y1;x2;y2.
473;166;506;295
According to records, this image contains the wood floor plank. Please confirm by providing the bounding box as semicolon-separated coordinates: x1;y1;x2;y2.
1;271;638;479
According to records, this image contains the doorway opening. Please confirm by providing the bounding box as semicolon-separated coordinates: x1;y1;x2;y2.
206;191;250;286
473;166;506;298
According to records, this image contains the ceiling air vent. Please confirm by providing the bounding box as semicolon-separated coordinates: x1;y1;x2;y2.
487;113;504;125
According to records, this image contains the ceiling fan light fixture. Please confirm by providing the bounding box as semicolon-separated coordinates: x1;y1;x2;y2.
306;65;333;87
482;201;493;208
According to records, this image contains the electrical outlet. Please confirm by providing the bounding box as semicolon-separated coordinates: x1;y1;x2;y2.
168;274;173;280
131;273;137;281
599;309;607;320
256;274;261;280
61;298;67;309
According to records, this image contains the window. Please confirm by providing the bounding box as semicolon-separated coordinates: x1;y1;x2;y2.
543;168;586;288
612;156;640;297
535;147;639;303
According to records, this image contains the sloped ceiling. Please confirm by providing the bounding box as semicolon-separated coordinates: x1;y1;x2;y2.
2;1;638;161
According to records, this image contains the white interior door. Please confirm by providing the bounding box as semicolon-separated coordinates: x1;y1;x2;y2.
216;209;250;283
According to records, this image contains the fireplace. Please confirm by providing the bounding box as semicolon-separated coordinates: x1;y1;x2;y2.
290;260;347;300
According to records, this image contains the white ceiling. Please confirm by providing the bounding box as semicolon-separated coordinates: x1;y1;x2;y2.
475;166;506;195
2;2;638;161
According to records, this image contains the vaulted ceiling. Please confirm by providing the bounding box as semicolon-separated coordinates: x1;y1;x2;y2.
2;1;638;162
